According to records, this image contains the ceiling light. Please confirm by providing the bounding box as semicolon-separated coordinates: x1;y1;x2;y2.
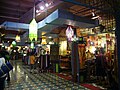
40;6;44;10
45;3;49;7
48;36;52;38
66;26;74;41
92;12;95;16
36;10;39;13
12;41;16;46
41;36;47;45
92;16;99;19
16;35;20;42
113;27;116;30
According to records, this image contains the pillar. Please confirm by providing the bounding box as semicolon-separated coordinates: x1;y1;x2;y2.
71;42;79;82
115;10;120;90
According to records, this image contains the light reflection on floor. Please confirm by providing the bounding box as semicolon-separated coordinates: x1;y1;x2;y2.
5;60;89;90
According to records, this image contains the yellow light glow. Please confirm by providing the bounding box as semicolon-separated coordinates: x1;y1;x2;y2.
89;46;96;54
41;36;47;44
59;41;67;55
41;32;46;35
8;47;11;51
16;35;20;42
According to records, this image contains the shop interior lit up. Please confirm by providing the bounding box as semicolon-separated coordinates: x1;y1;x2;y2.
0;0;119;89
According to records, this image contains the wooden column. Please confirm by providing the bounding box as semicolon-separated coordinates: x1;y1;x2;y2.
71;42;78;82
115;10;120;90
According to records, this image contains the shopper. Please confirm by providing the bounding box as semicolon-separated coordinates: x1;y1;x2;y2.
0;47;10;81
30;51;35;73
0;57;7;90
95;49;107;81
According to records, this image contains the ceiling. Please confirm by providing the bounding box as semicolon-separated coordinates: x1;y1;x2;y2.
0;0;116;42
0;0;34;24
0;26;26;42
0;0;115;24
0;0;116;24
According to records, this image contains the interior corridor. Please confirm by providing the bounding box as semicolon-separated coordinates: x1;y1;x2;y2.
4;60;104;90
5;60;88;90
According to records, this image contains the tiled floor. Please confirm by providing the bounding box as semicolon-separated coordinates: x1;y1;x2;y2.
5;60;89;90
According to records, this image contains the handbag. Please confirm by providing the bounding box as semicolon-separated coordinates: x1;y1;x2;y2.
6;62;13;71
0;69;4;77
0;62;13;77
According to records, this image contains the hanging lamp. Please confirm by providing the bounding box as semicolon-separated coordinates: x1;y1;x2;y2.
29;0;37;42
41;36;47;45
15;35;20;42
66;26;74;41
16;2;21;42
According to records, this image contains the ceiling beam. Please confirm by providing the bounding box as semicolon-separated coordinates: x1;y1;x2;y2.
61;0;111;13
22;0;34;3
0;0;34;4
0;29;26;35
0;16;19;20
0;1;33;8
0;10;20;17
0;5;27;12
74;2;103;14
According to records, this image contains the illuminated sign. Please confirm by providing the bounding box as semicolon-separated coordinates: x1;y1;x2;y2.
29;18;37;41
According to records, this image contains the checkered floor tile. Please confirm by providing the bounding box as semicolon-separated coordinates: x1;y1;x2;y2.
5;60;89;90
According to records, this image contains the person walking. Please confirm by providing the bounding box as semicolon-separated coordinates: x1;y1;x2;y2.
0;47;10;81
95;48;107;83
30;51;35;73
0;57;7;90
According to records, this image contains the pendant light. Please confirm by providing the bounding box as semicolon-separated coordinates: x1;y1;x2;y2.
29;0;37;42
16;35;20;42
66;26;74;41
16;1;21;42
41;36;47;45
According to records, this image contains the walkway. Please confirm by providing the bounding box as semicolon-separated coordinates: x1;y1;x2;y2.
5;60;89;90
4;60;105;90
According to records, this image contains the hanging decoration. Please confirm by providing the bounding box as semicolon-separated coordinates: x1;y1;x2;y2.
29;18;37;41
15;35;20;42
29;0;37;42
41;36;47;45
66;26;74;41
12;41;16;47
31;42;34;49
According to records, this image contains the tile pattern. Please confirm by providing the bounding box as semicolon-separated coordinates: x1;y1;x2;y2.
5;61;89;90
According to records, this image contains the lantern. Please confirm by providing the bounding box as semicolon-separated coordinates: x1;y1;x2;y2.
41;36;47;45
12;41;16;47
66;26;74;41
15;35;20;42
